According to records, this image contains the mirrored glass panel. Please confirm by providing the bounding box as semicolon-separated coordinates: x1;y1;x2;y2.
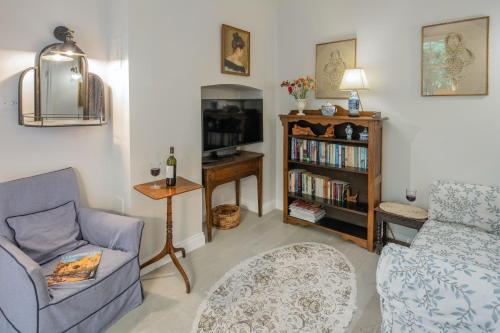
39;51;87;121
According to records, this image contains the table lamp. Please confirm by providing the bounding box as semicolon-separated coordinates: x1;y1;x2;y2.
339;68;369;117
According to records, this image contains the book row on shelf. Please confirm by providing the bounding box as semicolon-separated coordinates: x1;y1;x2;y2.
289;199;326;223
290;137;368;170
288;169;351;203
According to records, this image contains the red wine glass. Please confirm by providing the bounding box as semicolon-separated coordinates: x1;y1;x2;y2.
406;189;417;203
150;162;161;189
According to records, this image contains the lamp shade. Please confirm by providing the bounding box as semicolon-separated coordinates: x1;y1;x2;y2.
339;68;369;91
49;41;85;57
41;42;85;62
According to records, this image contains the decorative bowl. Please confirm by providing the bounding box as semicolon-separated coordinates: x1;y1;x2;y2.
321;103;336;116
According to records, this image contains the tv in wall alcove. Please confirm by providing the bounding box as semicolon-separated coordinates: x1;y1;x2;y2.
201;84;263;161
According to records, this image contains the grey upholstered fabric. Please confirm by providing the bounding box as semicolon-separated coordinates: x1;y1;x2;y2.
0;236;51;333
6;201;87;264
79;208;143;255
0;168;144;333
39;244;141;332
0;168;80;242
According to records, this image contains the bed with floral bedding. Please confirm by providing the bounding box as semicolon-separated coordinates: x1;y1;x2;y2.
377;180;500;332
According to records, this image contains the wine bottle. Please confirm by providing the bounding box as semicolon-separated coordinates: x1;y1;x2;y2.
166;146;177;186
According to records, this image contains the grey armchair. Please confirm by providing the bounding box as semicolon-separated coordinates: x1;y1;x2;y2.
0;168;144;333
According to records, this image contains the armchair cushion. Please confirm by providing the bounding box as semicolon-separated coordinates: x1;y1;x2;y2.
6;200;87;264
411;219;500;272
0;168;81;242
38;244;142;332
429;180;500;235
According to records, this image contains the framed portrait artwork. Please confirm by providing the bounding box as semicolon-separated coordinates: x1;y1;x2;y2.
422;16;489;96
221;24;250;76
315;38;356;99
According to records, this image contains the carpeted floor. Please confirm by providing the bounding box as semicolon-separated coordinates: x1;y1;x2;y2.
106;209;381;333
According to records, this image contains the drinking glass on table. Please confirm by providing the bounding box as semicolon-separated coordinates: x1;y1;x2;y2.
406;188;417;203
150;162;162;189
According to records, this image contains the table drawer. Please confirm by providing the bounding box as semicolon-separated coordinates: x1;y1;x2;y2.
206;159;259;183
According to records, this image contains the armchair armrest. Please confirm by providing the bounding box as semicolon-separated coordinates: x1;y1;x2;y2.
78;208;144;255
0;236;50;333
377;244;500;332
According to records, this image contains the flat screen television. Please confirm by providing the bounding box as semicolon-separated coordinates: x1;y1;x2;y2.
202;98;263;154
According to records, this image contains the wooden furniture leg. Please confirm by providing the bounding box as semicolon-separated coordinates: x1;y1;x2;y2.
205;186;213;242
257;158;263;217
140;197;191;293
235;179;240;206
375;211;383;255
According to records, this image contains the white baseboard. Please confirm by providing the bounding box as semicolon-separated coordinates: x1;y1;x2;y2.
240;199;275;215
139;232;206;276
275;199;283;211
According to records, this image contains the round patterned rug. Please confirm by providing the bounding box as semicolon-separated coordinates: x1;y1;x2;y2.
192;242;357;333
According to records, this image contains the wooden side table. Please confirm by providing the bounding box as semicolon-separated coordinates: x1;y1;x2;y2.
375;203;428;255
134;177;202;293
202;151;264;242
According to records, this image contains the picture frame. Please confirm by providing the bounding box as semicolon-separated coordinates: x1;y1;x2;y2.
421;16;489;96
315;38;356;99
221;24;250;76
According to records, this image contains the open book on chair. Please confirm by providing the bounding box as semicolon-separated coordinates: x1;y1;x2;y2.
47;251;103;287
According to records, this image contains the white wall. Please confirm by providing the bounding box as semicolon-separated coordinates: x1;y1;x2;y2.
102;0;133;214
276;0;500;209
127;0;279;263
0;0;279;268
3;0;499;263
0;0;119;210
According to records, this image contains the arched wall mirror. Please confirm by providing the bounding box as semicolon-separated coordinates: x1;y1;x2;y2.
18;26;106;127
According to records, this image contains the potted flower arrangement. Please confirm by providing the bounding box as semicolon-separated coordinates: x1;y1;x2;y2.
280;76;315;116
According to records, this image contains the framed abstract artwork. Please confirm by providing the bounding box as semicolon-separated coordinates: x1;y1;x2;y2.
315;38;356;99
421;16;489;96
221;24;250;76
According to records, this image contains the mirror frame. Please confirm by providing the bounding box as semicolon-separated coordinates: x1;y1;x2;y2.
18;43;106;127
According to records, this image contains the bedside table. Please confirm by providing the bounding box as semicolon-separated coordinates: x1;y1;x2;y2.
375;202;428;254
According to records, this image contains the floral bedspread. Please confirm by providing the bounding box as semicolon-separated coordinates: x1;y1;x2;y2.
412;220;500;272
377;245;500;332
377;180;500;332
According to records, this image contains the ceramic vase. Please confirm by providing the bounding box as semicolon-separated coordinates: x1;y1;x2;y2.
296;99;307;115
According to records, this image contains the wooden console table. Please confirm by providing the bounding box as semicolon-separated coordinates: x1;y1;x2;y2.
202;151;264;242
134;177;202;293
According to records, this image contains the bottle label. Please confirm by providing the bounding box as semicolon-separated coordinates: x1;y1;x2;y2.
166;165;174;179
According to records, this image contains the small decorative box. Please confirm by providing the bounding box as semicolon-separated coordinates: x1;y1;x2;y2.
320;103;336;116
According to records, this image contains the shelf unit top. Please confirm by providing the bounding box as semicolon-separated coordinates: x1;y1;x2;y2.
279;108;388;123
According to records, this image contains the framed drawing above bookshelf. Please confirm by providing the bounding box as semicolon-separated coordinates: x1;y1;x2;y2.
279;108;386;251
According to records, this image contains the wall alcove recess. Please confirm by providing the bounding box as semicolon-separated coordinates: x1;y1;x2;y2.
279;107;386;251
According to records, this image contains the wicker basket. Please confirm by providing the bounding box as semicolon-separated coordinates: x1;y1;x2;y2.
213;204;240;230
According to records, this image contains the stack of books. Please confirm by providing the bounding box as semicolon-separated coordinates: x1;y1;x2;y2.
290;137;368;170
289;200;326;223
288;169;351;204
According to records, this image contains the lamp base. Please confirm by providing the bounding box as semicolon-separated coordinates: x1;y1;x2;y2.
348;90;361;117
